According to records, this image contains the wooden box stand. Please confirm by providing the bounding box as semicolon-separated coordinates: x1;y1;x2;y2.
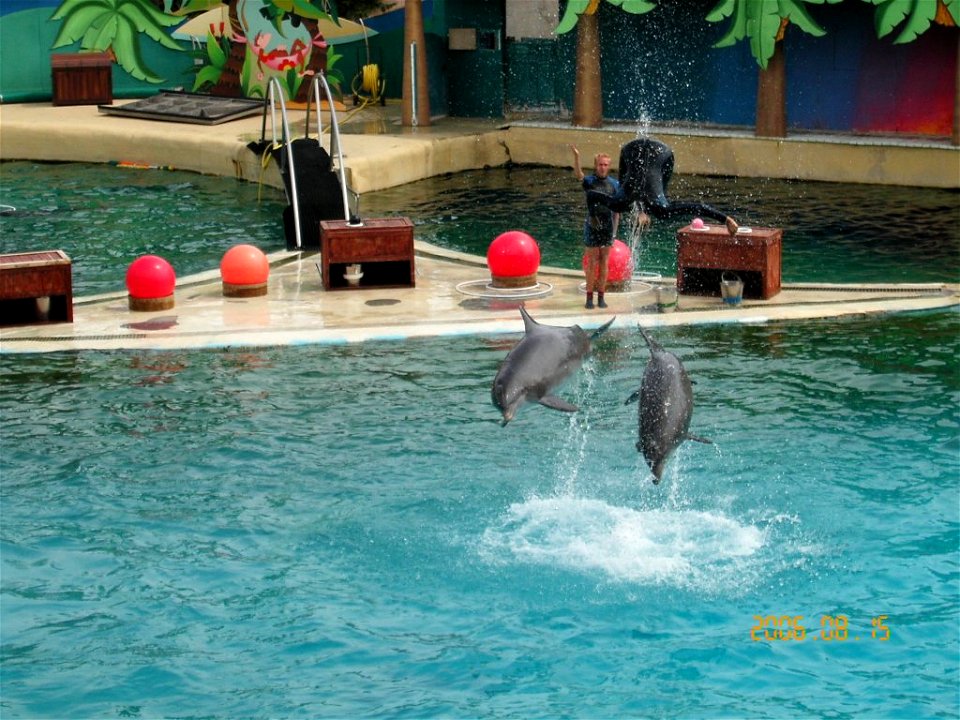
676;224;782;299
320;217;415;290
51;52;113;106
0;250;74;326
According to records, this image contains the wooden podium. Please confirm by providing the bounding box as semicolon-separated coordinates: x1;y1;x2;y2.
676;224;782;299
0;250;74;326
320;217;415;290
51;53;113;106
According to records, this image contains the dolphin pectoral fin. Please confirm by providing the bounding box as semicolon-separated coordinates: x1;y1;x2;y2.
539;396;579;413
624;390;640;405
686;433;713;444
591;316;616;339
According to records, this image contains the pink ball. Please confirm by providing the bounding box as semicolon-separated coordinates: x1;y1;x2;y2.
126;255;176;299
221;244;269;286
607;239;632;282
581;239;632;282
691;217;705;230
487;231;540;277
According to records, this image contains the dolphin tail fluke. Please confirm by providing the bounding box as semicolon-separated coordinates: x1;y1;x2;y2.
591;316;616;340
539;395;579;413
686;433;713;445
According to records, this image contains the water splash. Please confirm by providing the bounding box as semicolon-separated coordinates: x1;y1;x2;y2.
480;495;764;593
554;360;599;497
634;111;653;139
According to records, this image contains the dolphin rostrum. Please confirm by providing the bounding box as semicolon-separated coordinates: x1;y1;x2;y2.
625;326;711;483
492;305;615;425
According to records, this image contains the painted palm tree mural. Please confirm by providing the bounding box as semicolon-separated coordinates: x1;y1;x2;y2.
49;0;339;100
557;0;958;138
707;0;958;136
193;0;336;100
555;0;656;128
50;0;185;83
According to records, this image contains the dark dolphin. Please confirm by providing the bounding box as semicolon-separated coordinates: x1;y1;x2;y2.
492;305;615;425
625;326;711;483
590;138;732;224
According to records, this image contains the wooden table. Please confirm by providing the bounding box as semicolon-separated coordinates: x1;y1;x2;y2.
320;217;415;290
0;250;74;325
676;224;782;299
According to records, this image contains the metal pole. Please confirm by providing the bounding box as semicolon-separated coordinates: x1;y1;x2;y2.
409;41;418;127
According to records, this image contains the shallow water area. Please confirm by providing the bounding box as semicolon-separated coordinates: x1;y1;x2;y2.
0;161;286;296
2;310;957;718
2;162;958;299
363;167;960;284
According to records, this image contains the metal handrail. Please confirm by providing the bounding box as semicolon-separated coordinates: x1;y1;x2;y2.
305;74;352;222
263;77;302;249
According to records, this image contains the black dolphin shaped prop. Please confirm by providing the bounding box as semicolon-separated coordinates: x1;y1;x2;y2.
492;305;615;425
590;138;736;230
626;326;712;483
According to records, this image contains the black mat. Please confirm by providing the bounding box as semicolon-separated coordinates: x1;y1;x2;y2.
98;91;264;125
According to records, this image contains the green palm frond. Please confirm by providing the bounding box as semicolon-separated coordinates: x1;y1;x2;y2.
866;0;943;43
706;0;839;68
555;0;592;35
261;0;335;38
555;0;656;36
606;0;657;14
51;0;185;83
191;31;229;92
947;0;960;25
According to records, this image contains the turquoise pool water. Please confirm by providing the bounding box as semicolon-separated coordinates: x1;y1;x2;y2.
0;162;286;296
2;311;958;718
1;162;957;297
362;167;960;284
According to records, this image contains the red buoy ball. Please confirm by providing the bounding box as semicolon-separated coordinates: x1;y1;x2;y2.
607;239;632;282
126;255;176;299
487;231;540;287
221;244;269;286
581;239;632;283
126;254;176;311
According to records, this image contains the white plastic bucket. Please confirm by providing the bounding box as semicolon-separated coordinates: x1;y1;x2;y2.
720;272;743;306
656;286;678;313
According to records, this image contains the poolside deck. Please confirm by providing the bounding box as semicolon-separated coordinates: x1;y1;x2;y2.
0;100;957;353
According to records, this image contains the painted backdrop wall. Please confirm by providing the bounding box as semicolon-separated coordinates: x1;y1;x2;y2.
0;0;956;138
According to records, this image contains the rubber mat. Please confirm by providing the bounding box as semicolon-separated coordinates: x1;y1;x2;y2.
98;91;263;125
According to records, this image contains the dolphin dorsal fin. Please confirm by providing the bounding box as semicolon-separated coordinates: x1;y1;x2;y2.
519;304;539;333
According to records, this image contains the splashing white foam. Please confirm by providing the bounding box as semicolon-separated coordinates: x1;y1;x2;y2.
481;495;764;591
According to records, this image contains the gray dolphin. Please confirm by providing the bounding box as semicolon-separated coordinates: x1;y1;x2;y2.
625;326;711;483
492;305;615;425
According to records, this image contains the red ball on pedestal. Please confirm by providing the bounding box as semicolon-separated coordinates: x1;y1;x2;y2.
607;239;632;283
221;244;270;297
582;239;632;290
126;255;176;311
487;230;541;288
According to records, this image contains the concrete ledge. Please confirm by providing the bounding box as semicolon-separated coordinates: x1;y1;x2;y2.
2;103;958;190
502;124;960;189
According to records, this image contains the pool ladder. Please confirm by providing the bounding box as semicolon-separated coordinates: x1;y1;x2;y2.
261;75;358;250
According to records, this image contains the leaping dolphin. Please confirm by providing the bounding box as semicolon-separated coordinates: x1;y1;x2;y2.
492;305;615;425
625;326;711;483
